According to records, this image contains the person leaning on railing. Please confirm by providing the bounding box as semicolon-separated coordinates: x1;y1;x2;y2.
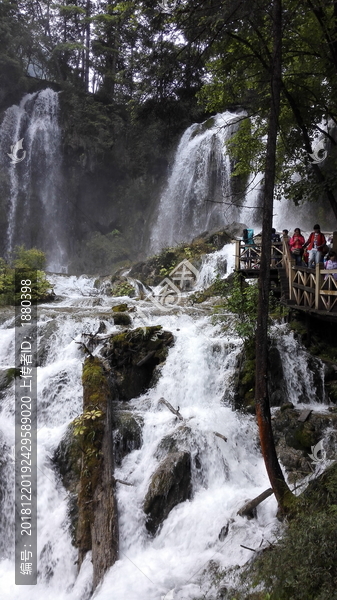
289;228;305;266
303;224;326;269
324;250;337;280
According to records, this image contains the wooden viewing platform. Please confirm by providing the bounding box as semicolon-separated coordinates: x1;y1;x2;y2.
234;239;337;318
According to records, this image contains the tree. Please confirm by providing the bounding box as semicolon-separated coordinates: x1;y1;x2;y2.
254;0;295;513
194;0;337;221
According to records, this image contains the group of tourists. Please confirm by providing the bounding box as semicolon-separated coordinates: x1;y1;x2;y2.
282;224;337;276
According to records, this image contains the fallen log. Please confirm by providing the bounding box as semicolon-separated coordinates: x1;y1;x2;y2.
214;432;228;443
158;397;184;420
114;478;134;487
237;488;274;518
240;544;257;552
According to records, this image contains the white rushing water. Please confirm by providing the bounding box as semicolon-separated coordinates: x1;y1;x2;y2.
150;112;263;254
0;88;66;271
0;273;329;599
195;242;236;290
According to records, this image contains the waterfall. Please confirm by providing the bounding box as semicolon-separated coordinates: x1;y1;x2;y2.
271;324;327;405
150;112;262;254
0;88;66;271
195;242;236;290
0;272;330;599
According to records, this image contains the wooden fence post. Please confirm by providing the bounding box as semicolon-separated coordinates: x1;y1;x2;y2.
315;262;322;309
235;240;240;270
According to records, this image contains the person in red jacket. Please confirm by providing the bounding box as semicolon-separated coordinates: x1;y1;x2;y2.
289;228;305;265
303;224;326;268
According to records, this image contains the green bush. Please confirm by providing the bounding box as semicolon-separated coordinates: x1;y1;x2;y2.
0;247;51;305
12;245;46;270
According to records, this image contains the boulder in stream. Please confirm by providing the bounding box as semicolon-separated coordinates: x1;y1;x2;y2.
143;451;192;535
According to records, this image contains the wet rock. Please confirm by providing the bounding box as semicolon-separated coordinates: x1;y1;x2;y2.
272;407;337;483
112;304;129;313
143;451;192;535
53;424;82;494
113;411;143;466
154;426;192;459
218;522;229;541
128;235;230;287
37;319;58;366
112;312;132;326
267;345;287;407
0;368;20;394
103;326;174;401
53;424;82;544
92;297;103;306
280;402;294;411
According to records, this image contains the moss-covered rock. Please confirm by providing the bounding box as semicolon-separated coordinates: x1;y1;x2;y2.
233;340;256;412
0;368;20;393
129;237;222;287
103;326;174;400
112;312;132;326
234;340;291;412
112;303;129;312
143;451;192;535
113;411;143;466
111;280;135;298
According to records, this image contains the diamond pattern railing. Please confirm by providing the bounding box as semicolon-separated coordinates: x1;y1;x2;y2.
235;239;337;313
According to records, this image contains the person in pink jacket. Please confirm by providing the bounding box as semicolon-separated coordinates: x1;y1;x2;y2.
303;224;326;268
289;228;305;265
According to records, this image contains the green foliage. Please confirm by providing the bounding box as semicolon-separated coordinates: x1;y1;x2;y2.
225;117;266;178
113;281;135;297
225;464;337;600
73;408;104;437
195;0;337;213
12;245;46;270
0;247;51;305
220;274;259;341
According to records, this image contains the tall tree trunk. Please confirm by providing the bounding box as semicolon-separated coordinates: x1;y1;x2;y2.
255;0;294;514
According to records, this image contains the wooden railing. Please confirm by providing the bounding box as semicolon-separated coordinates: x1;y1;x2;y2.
234;240;283;270
235;238;337;313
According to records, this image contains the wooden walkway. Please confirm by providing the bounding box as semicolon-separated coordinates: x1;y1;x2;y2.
235;239;337;319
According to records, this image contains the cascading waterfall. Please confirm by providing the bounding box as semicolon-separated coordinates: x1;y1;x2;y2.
150;112;262;254
195;242;236;290
0;88;67;271
271;324;327;405
0;267;331;599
